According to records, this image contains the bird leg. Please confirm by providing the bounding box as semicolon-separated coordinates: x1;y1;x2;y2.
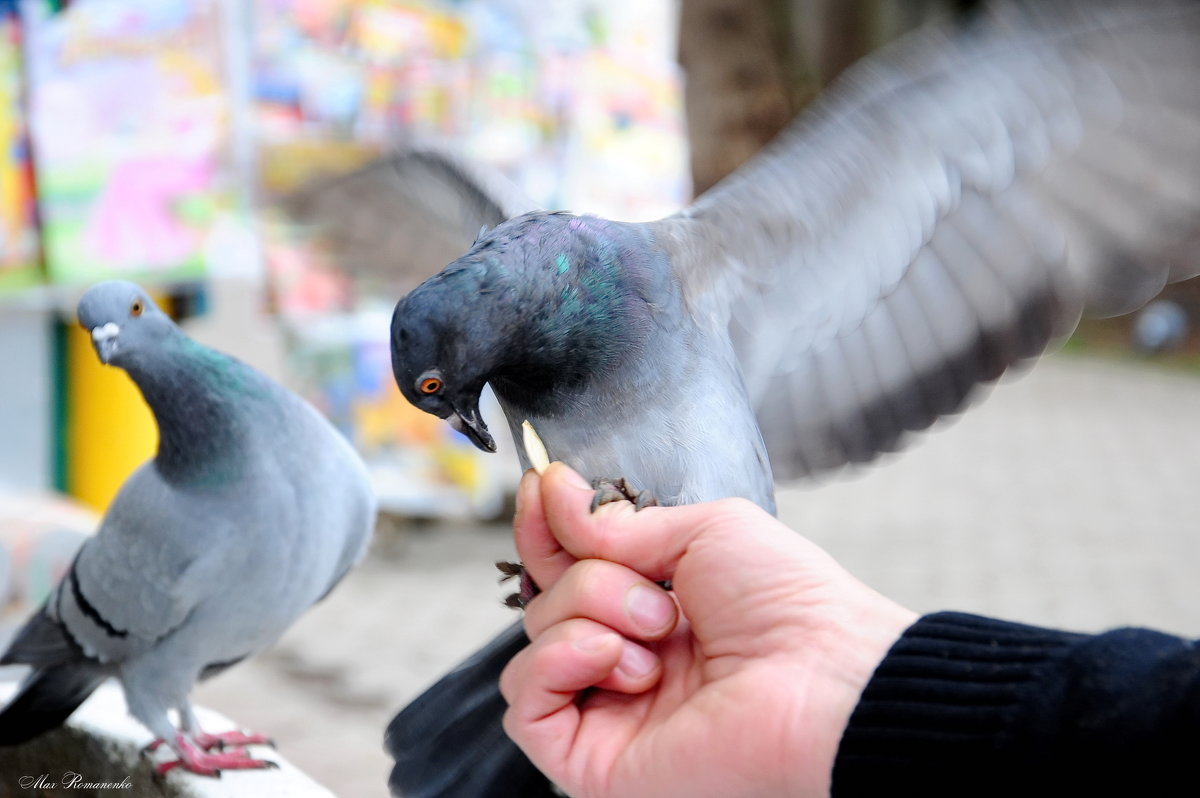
151;733;279;777
498;477;659;609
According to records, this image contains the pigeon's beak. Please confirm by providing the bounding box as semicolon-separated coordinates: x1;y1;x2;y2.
91;322;121;364
448;402;497;453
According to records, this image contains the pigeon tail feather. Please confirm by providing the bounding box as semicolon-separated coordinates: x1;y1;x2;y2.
386;622;554;798
0;664;110;746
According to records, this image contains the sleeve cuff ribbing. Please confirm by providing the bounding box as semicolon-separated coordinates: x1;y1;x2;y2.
832;611;1200;796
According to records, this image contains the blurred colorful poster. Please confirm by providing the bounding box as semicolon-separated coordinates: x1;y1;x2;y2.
23;0;231;285
0;5;39;293
253;0;471;196
255;0;687;219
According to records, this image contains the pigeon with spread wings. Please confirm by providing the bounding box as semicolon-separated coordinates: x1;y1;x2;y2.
386;2;1200;795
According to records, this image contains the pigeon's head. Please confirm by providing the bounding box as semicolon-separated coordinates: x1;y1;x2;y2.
390;211;663;453
390;275;498;453
77;281;175;367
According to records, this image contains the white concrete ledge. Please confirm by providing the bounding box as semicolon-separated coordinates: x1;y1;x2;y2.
0;681;338;797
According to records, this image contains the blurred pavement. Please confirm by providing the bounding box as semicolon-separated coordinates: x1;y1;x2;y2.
194;351;1200;797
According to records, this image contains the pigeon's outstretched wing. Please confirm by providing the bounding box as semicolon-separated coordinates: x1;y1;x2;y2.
280;147;540;295
653;0;1200;479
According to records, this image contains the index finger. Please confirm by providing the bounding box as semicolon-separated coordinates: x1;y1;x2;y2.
537;462;763;582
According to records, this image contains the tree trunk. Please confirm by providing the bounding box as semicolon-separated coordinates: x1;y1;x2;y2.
678;0;796;196
679;0;971;193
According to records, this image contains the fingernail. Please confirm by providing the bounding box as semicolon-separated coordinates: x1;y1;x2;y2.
574;632;617;653
514;470;536;518
626;584;674;633
616;643;657;679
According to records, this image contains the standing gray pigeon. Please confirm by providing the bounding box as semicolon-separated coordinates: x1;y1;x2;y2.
386;1;1200;795
0;281;376;776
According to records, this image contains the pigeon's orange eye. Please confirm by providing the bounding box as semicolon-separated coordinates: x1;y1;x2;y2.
130;299;144;317
419;376;443;394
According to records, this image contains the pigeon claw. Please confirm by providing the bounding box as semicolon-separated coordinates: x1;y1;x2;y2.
497;560;541;609
196;729;276;751
494;478;658;609
153;734;278;777
590;477;658;513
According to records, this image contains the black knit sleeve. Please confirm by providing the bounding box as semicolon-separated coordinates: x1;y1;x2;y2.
831;611;1200;796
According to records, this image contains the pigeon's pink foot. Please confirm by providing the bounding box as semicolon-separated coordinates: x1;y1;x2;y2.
195;729;276;751
153;734;278;777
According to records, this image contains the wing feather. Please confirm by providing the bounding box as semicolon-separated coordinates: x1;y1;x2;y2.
279;146;540;295
652;0;1200;479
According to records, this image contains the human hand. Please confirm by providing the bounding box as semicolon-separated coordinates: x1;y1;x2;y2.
499;463;917;798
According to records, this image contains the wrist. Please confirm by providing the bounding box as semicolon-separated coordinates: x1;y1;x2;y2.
830;591;918;714
802;587;918;797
